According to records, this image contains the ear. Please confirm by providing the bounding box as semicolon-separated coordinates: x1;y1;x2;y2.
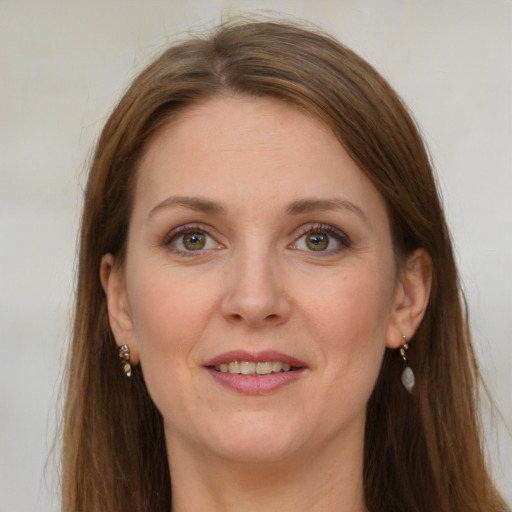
386;249;432;349
100;254;140;364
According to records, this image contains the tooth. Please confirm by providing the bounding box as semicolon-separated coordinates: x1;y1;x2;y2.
222;360;294;375
240;361;256;375
256;361;272;375
228;361;241;374
271;361;283;372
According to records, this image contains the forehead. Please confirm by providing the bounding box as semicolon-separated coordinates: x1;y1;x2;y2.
142;95;338;165
134;95;388;225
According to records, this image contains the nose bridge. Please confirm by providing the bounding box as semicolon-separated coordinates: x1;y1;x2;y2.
221;238;290;327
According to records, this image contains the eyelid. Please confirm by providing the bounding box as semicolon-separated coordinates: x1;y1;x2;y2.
290;223;351;254
162;222;350;256
163;223;222;255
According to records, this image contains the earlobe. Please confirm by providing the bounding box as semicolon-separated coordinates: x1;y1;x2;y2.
386;249;432;349
100;254;140;364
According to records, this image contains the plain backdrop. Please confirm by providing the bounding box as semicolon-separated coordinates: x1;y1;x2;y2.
0;1;510;510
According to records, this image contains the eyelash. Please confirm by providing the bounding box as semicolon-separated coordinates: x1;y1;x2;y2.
162;222;351;256
291;223;351;255
163;224;220;256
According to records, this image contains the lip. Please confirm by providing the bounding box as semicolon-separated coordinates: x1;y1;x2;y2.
203;350;308;395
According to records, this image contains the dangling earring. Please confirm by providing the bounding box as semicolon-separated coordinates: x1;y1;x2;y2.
399;335;415;392
118;344;132;377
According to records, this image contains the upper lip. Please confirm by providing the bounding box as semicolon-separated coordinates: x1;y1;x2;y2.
203;350;308;368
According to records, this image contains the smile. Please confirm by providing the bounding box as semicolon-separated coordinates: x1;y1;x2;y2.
213;361;295;375
204;350;307;394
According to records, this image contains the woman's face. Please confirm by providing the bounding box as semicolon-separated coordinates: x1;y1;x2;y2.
105;96;409;465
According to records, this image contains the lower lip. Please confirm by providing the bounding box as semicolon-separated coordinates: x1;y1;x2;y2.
206;368;306;395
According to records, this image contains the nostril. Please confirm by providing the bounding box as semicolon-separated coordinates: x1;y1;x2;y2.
221;289;291;327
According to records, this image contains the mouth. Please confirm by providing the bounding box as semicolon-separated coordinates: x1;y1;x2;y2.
203;350;307;394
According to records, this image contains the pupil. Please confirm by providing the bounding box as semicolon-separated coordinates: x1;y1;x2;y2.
306;233;328;251
184;232;205;250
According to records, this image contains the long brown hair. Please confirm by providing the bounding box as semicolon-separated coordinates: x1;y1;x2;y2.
62;19;509;512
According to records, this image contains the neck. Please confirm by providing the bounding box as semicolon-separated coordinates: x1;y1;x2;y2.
167;427;367;512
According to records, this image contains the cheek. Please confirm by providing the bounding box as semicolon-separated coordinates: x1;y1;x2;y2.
127;268;219;361
297;264;394;380
126;271;220;418
301;264;394;337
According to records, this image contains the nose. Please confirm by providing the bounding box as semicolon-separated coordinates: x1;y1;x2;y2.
220;249;292;329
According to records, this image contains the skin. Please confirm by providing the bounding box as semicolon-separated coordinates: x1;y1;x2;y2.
101;95;431;512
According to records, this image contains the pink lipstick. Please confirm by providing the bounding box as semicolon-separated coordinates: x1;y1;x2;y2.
203;350;308;395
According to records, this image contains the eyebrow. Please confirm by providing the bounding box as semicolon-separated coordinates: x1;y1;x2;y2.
286;198;368;224
148;195;368;224
148;196;226;218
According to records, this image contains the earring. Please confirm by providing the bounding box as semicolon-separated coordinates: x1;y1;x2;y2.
118;344;132;378
399;335;415;392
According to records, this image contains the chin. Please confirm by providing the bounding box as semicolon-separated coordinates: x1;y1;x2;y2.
198;411;308;464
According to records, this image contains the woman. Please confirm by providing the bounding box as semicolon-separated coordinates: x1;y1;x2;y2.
62;19;509;512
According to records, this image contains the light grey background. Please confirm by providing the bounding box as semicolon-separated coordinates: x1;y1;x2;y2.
0;1;510;510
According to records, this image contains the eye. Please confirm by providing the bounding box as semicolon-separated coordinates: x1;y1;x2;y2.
291;224;350;254
164;226;221;254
